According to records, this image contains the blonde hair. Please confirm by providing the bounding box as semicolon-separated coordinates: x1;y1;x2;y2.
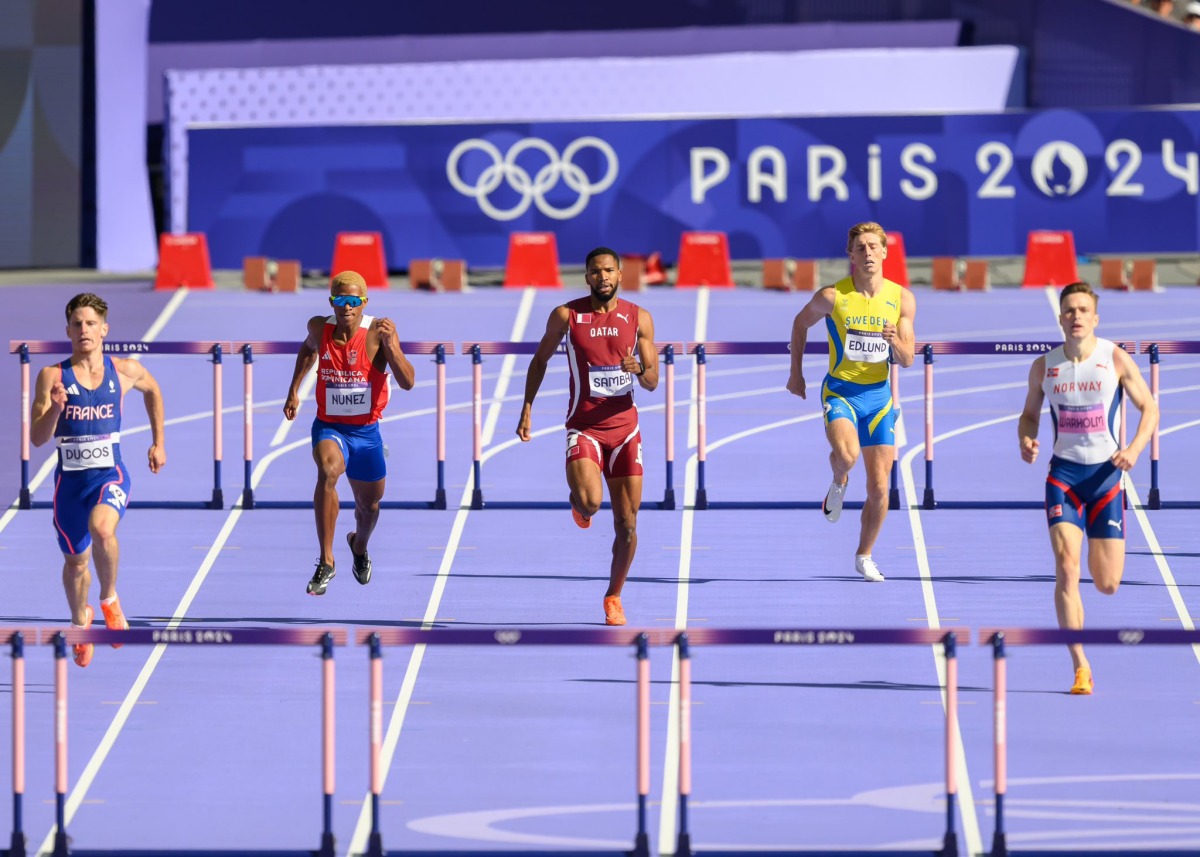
331;271;367;291
846;222;887;254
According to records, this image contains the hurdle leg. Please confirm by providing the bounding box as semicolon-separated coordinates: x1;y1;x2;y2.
633;634;651;857
434;344;447;510
242;345;256;510
662;345;676;510
319;633;336;857
210;344;225;509
694;347;708;511
51;634;69;857
941;632;959;857
9;633;26;857
471;345;484;510
923;345;936;510
18;344;31;510
674;633;693;857
990;633;1008;857
366;634;385;857
1148;345;1160;510
888;363;900;510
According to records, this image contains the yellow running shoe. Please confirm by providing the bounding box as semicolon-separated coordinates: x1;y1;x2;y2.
603;595;626;626
1070;667;1094;695
73;605;95;668
101;596;129;648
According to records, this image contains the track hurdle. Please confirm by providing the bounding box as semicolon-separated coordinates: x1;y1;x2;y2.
357;627;657;857
982;628;1200;857
462;342;681;510
687;342;903;510
917;341;1133;510
235;341;452;510
670;628;965;857
2;628;35;857
1139;341;1200;510
44;626;346;857
11;340;230;510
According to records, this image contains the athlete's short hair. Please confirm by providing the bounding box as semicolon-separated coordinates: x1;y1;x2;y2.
846;222;888;254
65;293;108;322
331;270;367;292
1059;281;1099;309
585;247;621;269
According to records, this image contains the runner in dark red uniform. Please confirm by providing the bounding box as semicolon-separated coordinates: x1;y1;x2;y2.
283;271;415;596
517;247;659;625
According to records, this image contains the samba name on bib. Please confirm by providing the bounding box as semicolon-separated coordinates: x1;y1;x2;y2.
59;433;118;471
845;328;890;363
325;382;371;416
588;364;633;397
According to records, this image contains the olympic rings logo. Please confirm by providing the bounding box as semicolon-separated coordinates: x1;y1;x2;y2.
446;137;619;221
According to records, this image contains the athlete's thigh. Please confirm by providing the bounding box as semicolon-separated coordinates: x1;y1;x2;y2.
824;416;860;463
343;426;387;483
1086;537;1126;589
1049;522;1085;577
566;430;605;497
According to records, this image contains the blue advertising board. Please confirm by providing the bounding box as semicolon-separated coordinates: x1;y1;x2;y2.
187;110;1200;270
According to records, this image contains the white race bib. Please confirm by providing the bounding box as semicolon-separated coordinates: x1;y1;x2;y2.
325;383;371;416
588;364;633;397
59;434;118;471
1057;404;1107;434
845;328;890;363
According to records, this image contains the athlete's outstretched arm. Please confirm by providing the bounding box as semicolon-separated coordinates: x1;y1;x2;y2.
886;287;917;368
622;308;658;391
371;317;415;390
516;306;570;442
119;358;167;474
29;365;65;447
785;286;835;399
1017;356;1047;464
1111;346;1159;471
283;316;324;421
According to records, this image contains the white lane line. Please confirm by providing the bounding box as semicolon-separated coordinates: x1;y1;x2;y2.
344;287;537;857
657;287;708;854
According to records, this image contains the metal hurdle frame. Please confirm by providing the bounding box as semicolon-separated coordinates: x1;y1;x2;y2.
2;629;35;857
11;341;231;510
686;342;902;511
357;627;656;857
235;340;453;510
461;341;681;510
1139;341;1200;510
671;627;965;857
43;626;345;857
982;628;1200;857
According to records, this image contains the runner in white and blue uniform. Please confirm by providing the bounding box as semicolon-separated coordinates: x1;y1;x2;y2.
30;293;167;668
1018;282;1158;696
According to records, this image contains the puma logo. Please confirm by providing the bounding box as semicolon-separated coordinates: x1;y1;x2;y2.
616;313;630;323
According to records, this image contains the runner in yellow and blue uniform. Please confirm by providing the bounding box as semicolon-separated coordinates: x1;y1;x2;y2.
787;222;916;582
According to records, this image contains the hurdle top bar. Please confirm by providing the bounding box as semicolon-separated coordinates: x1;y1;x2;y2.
235;340;452;356
11;340;232;355
356;626;966;647
0;627;39;644
979;627;1200;646
461;341;683;356
1139;340;1200;354
51;626;350;646
685;341;1136;356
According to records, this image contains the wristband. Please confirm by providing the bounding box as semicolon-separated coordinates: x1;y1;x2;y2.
634;364;646;377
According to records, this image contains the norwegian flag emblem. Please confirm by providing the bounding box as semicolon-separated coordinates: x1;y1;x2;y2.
577;313;592;324
1046;367;1059;378
1048;504;1063;519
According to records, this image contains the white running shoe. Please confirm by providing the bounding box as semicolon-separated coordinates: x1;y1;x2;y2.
855;555;885;582
823;480;848;523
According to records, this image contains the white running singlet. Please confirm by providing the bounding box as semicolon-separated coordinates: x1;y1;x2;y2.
1041;338;1122;465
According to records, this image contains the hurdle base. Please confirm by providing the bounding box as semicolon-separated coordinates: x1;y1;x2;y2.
434;487;447;510
632;831;651;857
242;488;256;510
18;487;31;510
318;830;336;857
1148;487;1161;510
888;486;900;510
52;829;69;857
694;488;708;510
923;488;936;510
990;831;1007;857
207;488;224;510
365;831;385;857
7;831;27;857
471;488;484;510
675;832;693;857
940;831;959;857
660;487;676;510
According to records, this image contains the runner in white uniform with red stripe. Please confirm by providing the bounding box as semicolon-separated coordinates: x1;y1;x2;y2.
517;247;659;626
1018;282;1158;695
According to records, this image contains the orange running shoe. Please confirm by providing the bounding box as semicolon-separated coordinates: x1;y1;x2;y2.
603;595;626;626
1070;667;1094;695
101;596;129;648
73;604;95;668
571;502;591;530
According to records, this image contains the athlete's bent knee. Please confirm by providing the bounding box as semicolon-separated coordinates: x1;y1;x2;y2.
1094;579;1120;596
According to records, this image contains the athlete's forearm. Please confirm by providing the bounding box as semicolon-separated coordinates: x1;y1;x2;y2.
386;350;415;391
789;318;808;377
144;388;166;447
522;359;548;407
1128;400;1160;454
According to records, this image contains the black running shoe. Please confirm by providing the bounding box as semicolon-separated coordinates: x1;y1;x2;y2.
306;561;335;596
347;532;372;585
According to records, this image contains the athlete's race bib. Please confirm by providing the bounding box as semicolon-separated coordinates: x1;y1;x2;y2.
325;383;372;416
845;329;890;363
59;434;118;471
588;364;633;397
1057;404;1107;434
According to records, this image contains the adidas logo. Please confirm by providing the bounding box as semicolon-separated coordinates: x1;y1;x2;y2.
66;384;80;395
322;351;331;361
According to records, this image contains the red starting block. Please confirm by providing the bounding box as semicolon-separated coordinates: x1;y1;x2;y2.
155;233;214;290
882;231;909;287
503;232;562;288
332;232;388;288
1022;230;1078;288
675;232;733;288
